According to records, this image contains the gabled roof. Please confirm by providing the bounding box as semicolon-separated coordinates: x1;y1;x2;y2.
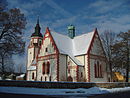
50;29;95;56
73;31;95;56
48;28;96;66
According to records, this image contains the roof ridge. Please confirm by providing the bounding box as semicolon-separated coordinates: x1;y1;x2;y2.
74;31;94;38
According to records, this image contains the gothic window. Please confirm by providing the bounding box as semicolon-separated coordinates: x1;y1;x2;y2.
100;64;103;78
94;64;97;78
45;47;48;52
97;61;100;77
45;76;47;81
47;62;50;74
41;77;42;81
94;61;103;78
32;72;34;79
81;72;83;78
50;76;51;81
42;62;45;74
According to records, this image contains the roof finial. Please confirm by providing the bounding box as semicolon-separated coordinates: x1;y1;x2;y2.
37;15;39;24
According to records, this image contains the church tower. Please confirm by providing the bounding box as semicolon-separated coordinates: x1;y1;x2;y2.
27;18;43;69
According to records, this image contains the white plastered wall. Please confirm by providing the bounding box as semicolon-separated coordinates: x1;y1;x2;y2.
37;59;57;81
27;48;34;68
37;34;57;81
89;34;108;82
59;54;67;81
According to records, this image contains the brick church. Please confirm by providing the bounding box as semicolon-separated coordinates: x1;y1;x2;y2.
26;19;110;82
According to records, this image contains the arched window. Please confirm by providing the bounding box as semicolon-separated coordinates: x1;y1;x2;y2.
81;72;83;78
100;64;102;77
47;62;50;74
50;76;51;81
45;76;47;81
97;61;100;77
94;64;97;78
45;47;48;52
42;62;45;74
41;77;42;81
32;72;34;79
94;61;103;78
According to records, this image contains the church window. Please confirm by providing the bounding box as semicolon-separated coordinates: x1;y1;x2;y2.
41;77;42;81
45;47;48;52
50;76;51;81
100;64;103;78
94;64;97;78
45;77;47;81
42;62;45;74
47;62;50;74
94;61;103;78
81;72;83;77
97;61;100;77
32;72;34;79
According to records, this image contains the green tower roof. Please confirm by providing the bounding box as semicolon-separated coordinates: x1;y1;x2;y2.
68;25;75;30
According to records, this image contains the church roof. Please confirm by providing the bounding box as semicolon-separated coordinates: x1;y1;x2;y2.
50;29;95;65
50;30;95;56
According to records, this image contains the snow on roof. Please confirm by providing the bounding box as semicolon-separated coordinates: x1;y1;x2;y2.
27;66;36;71
51;31;73;55
16;74;25;78
73;31;94;56
50;30;95;65
69;54;83;66
51;31;82;65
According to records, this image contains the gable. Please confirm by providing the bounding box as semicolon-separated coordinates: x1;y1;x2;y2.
38;28;58;56
90;32;105;57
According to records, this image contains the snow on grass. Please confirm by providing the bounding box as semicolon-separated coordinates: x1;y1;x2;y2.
0;86;130;96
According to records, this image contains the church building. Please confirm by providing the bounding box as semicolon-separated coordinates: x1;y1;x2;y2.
26;20;110;82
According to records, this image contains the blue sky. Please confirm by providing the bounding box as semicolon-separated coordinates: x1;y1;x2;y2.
6;0;130;72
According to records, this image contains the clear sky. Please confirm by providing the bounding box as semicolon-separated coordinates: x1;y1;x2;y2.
6;0;130;72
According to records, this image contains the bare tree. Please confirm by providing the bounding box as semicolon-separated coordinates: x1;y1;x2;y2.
0;0;26;74
101;30;116;81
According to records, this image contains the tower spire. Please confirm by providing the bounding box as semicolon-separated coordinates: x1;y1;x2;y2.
37;15;39;25
31;16;43;37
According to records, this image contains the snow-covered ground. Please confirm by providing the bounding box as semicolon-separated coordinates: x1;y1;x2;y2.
0;86;130;96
